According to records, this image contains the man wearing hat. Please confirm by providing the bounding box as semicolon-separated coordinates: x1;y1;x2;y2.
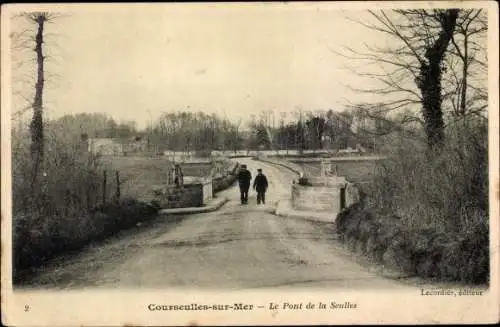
253;168;269;205
237;164;252;204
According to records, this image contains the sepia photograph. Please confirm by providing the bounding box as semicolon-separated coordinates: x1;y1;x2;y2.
1;1;499;326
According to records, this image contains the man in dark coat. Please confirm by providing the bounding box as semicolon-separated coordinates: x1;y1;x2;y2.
237;164;252;204
253;168;268;205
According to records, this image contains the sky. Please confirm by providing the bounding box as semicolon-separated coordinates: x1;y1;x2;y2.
8;4;409;129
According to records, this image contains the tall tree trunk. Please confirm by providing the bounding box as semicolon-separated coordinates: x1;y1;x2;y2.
460;34;469;116
417;9;459;150
420;59;445;149
30;14;47;194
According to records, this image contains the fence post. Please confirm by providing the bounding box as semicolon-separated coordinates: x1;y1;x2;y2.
340;185;346;210
116;171;120;200
86;183;91;211
102;170;107;205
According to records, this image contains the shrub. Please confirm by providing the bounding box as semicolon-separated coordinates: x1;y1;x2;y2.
370;121;488;234
12;127;160;282
13;198;159;282
12;126;105;219
298;177;312;186
212;163;239;193
335;120;489;284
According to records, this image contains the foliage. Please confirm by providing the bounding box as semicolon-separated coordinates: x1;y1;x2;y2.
13;123;104;217
297;177;312;186
248;121;272;150
150;111;243;152
336;119;489;283
12;122;163;280
270;109;379;152
368;120;487;233
212;163;240;193
13;198;159;282
48;113;139;141
305;116;326;149
336;199;489;284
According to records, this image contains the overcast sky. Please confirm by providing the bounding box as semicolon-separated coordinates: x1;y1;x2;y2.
8;4;411;128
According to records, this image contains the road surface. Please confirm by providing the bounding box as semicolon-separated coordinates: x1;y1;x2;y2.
18;159;423;290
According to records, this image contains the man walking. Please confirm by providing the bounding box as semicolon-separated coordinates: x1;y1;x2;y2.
237;164;252;204
253;168;268;205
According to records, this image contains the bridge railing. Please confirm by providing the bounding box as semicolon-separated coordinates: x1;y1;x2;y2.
255;156;363;213
253;156;304;178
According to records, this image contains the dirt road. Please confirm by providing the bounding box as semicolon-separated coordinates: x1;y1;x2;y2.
19;159;420;290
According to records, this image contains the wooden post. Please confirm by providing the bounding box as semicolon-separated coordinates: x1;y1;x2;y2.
102;170;107;205
116;171;120;200
86;183;91;211
340;186;346;210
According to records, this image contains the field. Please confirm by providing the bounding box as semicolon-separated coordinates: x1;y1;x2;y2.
99;156;213;202
289;159;380;183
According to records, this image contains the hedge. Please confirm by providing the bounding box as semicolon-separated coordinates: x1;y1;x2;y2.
335;201;489;284
212;163;240;193
13;198;160;283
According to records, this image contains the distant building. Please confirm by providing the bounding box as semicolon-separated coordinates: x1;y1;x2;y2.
123;136;147;154
88;136;148;156
88;138;123;155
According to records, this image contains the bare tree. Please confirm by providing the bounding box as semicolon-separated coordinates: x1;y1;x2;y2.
10;11;66;198
29;13;48;190
228;118;242;152
445;9;488;119
151;111;244;153
338;9;461;149
12;13;56;194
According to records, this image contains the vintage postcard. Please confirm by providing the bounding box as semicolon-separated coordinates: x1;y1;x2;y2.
1;1;499;326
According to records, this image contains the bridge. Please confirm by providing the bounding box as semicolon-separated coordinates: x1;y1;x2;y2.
19;156;439;291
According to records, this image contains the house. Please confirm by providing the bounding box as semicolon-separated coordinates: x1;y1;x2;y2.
87;136;148;156
88;138;124;155
123;136;148;154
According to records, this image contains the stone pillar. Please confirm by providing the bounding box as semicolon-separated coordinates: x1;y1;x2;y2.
321;160;337;177
320;160;328;177
201;178;213;205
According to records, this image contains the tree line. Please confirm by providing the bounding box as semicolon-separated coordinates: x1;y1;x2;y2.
36;108;384;154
